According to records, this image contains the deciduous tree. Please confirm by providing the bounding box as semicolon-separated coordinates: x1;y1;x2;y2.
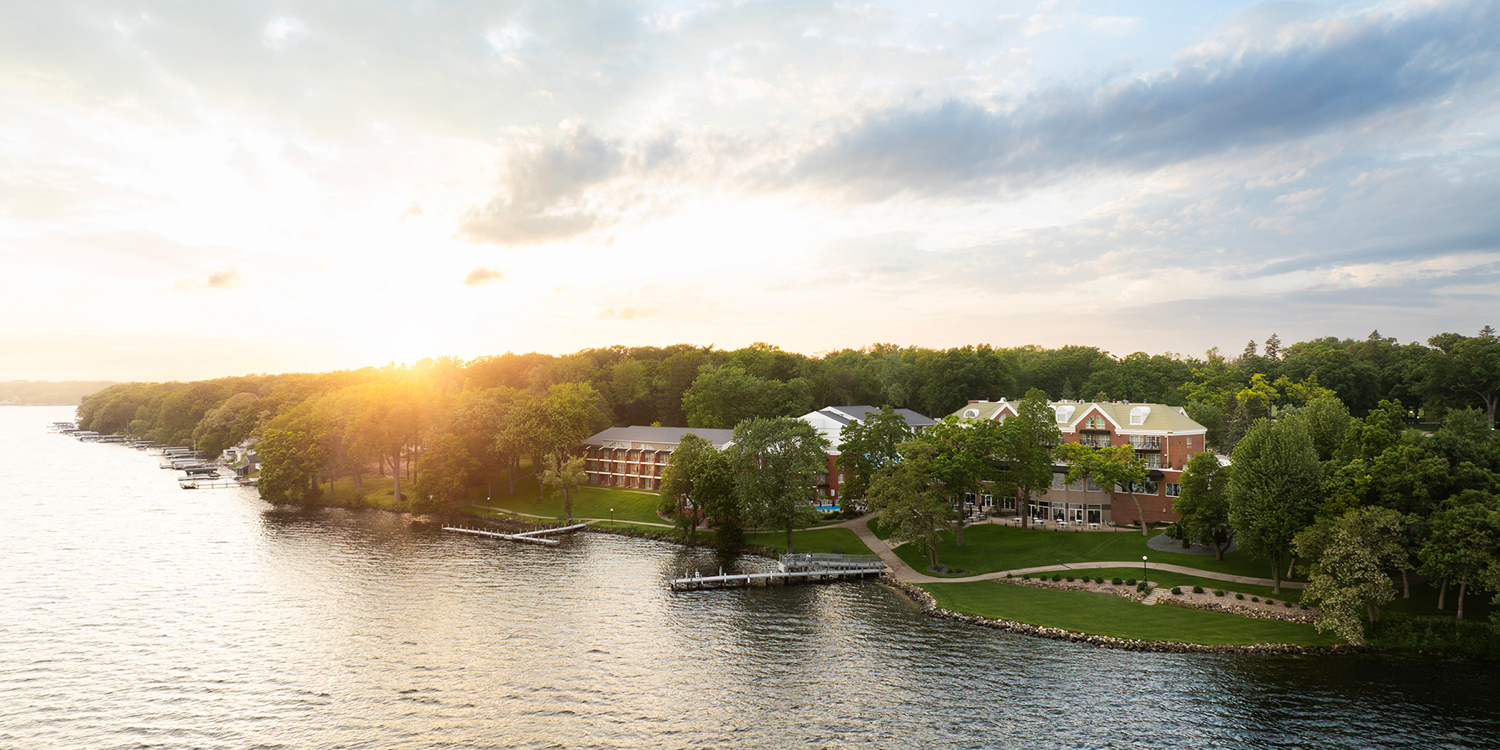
1227;418;1322;592
729;416;830;554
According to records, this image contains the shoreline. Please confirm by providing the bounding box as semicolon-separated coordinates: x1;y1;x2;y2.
882;575;1363;656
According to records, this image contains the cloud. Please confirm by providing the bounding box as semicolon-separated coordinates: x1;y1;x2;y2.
460;124;627;245
792;0;1500;200
597;305;655;320
205;269;240;288
464;267;504;285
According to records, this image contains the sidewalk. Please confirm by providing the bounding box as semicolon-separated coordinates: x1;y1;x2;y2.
836;514;1304;589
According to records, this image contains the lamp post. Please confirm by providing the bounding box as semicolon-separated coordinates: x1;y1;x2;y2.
611;508;614;524
1142;555;1148;585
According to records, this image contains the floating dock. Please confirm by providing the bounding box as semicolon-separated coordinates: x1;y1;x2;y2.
670;552;885;591
442;523;589;547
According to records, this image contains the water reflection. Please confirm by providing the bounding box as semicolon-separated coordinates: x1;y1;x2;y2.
3;406;1500;749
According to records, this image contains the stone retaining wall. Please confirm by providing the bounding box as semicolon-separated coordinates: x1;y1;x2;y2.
884;575;1358;655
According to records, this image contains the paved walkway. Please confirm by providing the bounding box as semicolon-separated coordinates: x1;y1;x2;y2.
469;502;677;528
836;513;1304;590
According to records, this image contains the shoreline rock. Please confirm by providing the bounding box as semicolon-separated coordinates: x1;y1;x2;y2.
882;575;1360;656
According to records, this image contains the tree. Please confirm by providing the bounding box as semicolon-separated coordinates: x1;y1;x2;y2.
542;453;588;523
864;441;953;569
693;448;743;553
1297;395;1351;462
257;405;327;505
658;433;718;545
413;433;479;517
1173;451;1234;559
915;415;1005;546
682;364;810;428
836;405;918;502
1055;443;1149;536
1294;507;1407;643
1419;491;1499;620
1227;418;1322;592
729;416;830;554
993;389;1062;531
1424;331;1500;429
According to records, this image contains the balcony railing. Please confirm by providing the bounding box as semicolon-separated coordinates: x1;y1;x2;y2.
1129;435;1162;450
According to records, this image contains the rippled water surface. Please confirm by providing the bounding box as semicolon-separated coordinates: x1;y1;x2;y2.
3;405;1499;749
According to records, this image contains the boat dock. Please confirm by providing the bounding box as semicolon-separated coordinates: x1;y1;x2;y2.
443;523;590;547
670;552;885;591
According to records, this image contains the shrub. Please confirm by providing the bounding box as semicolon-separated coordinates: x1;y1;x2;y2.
1300;604;1309;610
1252;597;1260;603
1126;578;1137;586
1285;601;1295;608
1005;573;1012;578
1095;577;1104;584
1066;576;1074;582
1267;600;1276;606
1171;587;1182;595
1214;590;1225;597
1137;581;1150;593
1052;574;1061;582
1021;574;1030;580
1192;585;1204;594
1112;578;1123;586
1236;593;1244;600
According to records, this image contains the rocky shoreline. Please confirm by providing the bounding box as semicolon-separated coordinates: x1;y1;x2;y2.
884;575;1360;655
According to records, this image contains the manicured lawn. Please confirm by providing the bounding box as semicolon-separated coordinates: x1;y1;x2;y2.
894;523;1298;582
476;481;665;525
923;580;1339;646
867;516;895;540
745;527;874;556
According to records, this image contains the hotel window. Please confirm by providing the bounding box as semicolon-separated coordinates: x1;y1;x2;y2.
1165;483;1181;498
1003;495;1016;510
1085;477;1102;493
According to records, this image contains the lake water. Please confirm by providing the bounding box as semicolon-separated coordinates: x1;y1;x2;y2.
3;405;1498;749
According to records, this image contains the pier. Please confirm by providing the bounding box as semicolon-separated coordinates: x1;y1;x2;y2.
443;523;589;547
670;552;885;591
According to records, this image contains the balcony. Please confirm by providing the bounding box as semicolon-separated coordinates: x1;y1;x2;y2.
1129;435;1162;451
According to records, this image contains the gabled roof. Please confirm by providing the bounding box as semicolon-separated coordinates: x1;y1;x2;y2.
581;425;736;450
948;399;1206;434
812;405;936;428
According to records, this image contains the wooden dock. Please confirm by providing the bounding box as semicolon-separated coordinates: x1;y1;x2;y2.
670;566;885;591
442;523;589;547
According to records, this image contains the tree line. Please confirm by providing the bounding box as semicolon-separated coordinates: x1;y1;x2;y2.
73;331;1496;523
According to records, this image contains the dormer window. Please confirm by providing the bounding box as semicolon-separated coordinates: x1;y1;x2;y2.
1129;406;1150;425
1053;405;1076;424
963;408;979;418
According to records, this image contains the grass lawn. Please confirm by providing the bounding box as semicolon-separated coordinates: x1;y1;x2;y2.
867;516;896;540
923;580;1339;646
745;527;874;556
474;480;666;525
894;523;1297;582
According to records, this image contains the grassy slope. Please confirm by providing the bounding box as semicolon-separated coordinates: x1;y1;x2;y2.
895;524;1297;581
476;480;665;524
744;527;874;556
1075;568;1306;603
923;581;1339;646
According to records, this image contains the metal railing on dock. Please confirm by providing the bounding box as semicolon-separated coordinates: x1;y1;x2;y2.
778;552;885;572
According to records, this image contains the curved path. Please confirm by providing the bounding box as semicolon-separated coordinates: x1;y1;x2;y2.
469;501;677;528
837;514;1304;590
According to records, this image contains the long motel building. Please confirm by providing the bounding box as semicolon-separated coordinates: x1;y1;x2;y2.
576;406;936;505
948;399;1210;526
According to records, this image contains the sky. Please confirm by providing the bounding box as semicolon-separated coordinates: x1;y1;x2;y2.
2;0;1497;382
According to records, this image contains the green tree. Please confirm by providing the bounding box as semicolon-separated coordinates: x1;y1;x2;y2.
916;415;1005;546
1297;395;1351;462
993;390;1062;531
682;364;811;428
413;433;479;517
1423;330;1500;429
835;405;918;502
693;448;743;553
729;416;830;554
1419;491;1500;620
1173;451;1234;559
865;440;953;569
1227;418;1322;592
1294;506;1407;643
256;405;328;505
658;432;718;545
542;453;588;523
1055;443;1149;536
